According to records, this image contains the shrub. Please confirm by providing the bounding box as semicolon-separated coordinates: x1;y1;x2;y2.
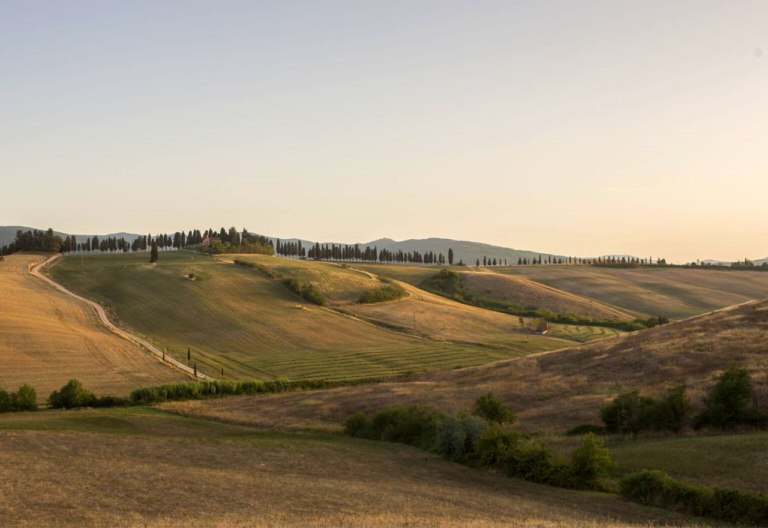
344;412;370;437
282;278;326;305
695;364;756;429
0;389;9;413
473;423;523;467
473;392;516;425
358;284;407;304
436;413;487;462
564;424;605;436
92;395;129;408
48;379;96;409
600;390;656;434
620;470;768;524
653;384;690;433
10;384;37;412
568;433;615;490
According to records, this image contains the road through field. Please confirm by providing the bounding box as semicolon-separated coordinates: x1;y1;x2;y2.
31;255;212;381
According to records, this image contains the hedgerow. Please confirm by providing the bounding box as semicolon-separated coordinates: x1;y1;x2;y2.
358;283;407;304
0;384;37;413
621;470;768;525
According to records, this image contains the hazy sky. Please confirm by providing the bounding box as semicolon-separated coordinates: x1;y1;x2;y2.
2;1;766;262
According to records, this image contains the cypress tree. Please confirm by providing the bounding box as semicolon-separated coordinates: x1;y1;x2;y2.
149;241;159;263
187;348;191;362
194;363;197;377
448;248;454;265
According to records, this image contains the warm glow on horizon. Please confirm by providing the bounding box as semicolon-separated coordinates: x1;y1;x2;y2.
1;1;766;263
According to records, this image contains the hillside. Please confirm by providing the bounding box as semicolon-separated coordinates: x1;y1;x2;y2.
0;254;184;399
47;252;572;381
165;298;768;435
493;265;768;318
0;407;694;528
460;269;632;320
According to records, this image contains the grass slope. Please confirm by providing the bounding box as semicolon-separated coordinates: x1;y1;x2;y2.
461;269;633;320
48;252;556;381
494;265;768;318
167;298;768;437
0;254;184;399
0;407;697;527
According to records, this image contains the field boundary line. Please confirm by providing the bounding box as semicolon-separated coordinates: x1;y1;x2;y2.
31;254;213;381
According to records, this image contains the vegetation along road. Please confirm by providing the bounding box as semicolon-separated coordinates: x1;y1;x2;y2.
31;255;210;381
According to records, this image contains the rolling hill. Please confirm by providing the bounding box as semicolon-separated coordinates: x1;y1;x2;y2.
0;254;185;399
491;265;768;319
47;251;577;382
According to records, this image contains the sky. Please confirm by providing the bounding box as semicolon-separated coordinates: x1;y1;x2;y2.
1;1;766;263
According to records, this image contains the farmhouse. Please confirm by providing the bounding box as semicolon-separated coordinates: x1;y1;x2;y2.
201;237;221;247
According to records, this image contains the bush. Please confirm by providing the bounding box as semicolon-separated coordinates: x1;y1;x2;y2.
473;423;523;467
49;379;96;409
358;284;407;304
436;413;487;462
473;392;516;425
569;433;615;490
0;389;9;413
11;384;37;412
282;278;326;305
654;384;690;433
564;424;605;436
600;390;656;434
92;395;130;408
344;412;370;437
620;470;768;524
695;364;757;429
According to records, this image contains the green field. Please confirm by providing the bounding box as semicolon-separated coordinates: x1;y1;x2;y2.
493;265;768;319
48;252;573;382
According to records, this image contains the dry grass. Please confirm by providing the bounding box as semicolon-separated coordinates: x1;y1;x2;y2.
48;252;552;381
0;254;185;399
494;265;768;319
225;254;382;305
0;407;699;527
163;299;768;435
461;270;632;320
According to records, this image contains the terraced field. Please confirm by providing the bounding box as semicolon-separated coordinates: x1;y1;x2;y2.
0;254;185;399
48;252;569;381
494;265;768;319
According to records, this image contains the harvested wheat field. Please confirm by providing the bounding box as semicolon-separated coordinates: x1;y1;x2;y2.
347;280;614;347
0;254;185;399
461;270;632;320
0;407;696;527
221;254;383;305
495;265;768;319
164;299;768;435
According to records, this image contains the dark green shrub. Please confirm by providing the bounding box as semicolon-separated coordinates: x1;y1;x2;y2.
507;439;566;485
344;412;370;437
282;278;326;305
473;392;516;425
10;384;37;412
653;384;690;432
568;433;615;490
358;284;407;304
620;470;768;524
564;424;605;436
92;395;130;408
695;364;755;429
49;379;96;409
600;390;656;434
0;389;9;413
473;423;523;467
436;413;488;462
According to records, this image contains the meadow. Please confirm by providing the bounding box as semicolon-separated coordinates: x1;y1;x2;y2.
0;406;700;527
0;254;184;399
47;252;574;382
494;265;768;318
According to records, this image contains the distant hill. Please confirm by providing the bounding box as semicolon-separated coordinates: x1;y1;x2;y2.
269;236;564;266
0;226;142;248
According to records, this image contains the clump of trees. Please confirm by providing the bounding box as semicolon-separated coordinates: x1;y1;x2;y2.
594;364;768;435
282;277;327;305
0;384;37;413
298;241;449;267
48;379;128;409
1;228;63;255
343;392;615;492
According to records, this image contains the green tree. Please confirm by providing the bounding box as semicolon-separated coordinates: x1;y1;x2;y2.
696;364;753;429
473;392;516;425
448;248;454;266
569;433;615;489
48;379;95;409
150;241;159;263
11;384;37;411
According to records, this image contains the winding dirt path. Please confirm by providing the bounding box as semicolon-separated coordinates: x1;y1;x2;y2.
31;254;213;381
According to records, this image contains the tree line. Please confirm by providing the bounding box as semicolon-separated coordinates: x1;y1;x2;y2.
277;239;457;266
